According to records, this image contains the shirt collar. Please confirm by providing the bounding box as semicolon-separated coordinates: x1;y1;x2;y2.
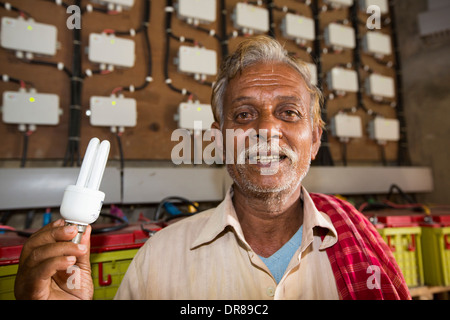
190;186;337;251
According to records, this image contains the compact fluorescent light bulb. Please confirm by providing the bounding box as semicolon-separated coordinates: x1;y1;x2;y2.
60;138;110;243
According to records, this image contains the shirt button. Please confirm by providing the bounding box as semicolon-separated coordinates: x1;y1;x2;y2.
266;286;275;297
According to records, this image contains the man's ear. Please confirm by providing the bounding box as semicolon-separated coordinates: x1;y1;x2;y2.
311;125;323;161
211;121;220;133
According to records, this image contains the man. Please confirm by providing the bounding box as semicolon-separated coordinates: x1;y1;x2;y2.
14;36;410;300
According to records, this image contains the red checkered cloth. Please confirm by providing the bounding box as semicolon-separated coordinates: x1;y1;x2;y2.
310;193;411;300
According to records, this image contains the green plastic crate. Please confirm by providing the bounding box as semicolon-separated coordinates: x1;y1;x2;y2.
378;226;424;288
0;249;139;300
421;217;450;286
0;264;19;300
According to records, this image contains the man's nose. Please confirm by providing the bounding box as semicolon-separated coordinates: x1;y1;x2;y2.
253;117;283;142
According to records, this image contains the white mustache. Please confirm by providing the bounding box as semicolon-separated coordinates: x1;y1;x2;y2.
236;141;299;165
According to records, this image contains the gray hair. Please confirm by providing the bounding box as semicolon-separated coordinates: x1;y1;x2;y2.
211;35;324;129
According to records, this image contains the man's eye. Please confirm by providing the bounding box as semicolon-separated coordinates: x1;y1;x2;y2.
282;110;300;119
236;112;252;120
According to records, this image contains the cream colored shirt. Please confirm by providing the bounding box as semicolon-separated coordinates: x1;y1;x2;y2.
114;187;340;300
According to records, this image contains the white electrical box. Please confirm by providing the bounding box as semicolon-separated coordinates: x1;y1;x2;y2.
365;74;395;99
324;23;356;50
331;113;363;139
327;68;359;93
359;0;389;14
362;31;392;57
281;13;315;42
0;17;57;56
368;117;400;142
88;33;135;68
2;91;60;125
324;0;354;8
233;3;269;34
177;0;216;23
177;102;215;130
91;0;134;9
89;96;137;127
305;62;318;86
178;46;217;76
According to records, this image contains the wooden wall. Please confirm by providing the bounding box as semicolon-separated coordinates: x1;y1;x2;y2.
0;0;401;165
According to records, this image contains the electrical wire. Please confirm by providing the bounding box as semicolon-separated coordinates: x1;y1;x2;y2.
164;0;194;97
154;196;199;221
23;59;73;78
91;213;129;234
63;0;83;167
125;0;152;91
387;184;417;204
1;74;35;89
379;143;387;166
388;0;411;166
0;212;128;237
311;0;334;167
20;130;32;168
115;132;125;201
341;140;348;166
219;0;228;58
0;1;32;18
111;0;153;93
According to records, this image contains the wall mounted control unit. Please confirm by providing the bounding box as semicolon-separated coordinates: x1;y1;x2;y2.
359;0;389;14
176;0;216;24
88;33;135;68
362;31;392;57
324;23;356;50
324;0;354;9
365;73;395;99
89;96;137;128
233;3;269;34
177;102;215;130
1;17;57;56
368;117;400;142
91;0;135;9
330;113;363;139
281;13;315;43
327;67;359;93
2;91;60;125
177;45;217;77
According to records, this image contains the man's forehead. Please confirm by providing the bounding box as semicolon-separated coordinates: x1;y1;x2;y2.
235;62;303;80
226;62;310;103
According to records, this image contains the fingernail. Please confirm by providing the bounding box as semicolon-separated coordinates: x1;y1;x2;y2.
78;244;87;252
67;256;76;263
65;226;76;234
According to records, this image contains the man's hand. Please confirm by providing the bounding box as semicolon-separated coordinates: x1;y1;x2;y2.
14;219;94;300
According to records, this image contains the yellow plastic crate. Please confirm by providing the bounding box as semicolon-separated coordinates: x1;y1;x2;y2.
378;226;424;288
0;264;19;300
91;248;139;300
421;221;450;286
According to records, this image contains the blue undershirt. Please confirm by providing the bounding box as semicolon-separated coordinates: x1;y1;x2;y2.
258;225;303;284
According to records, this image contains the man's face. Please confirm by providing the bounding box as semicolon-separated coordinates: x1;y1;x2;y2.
215;62;322;197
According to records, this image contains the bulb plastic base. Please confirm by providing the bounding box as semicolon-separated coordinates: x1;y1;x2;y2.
60;185;105;225
65;222;87;244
